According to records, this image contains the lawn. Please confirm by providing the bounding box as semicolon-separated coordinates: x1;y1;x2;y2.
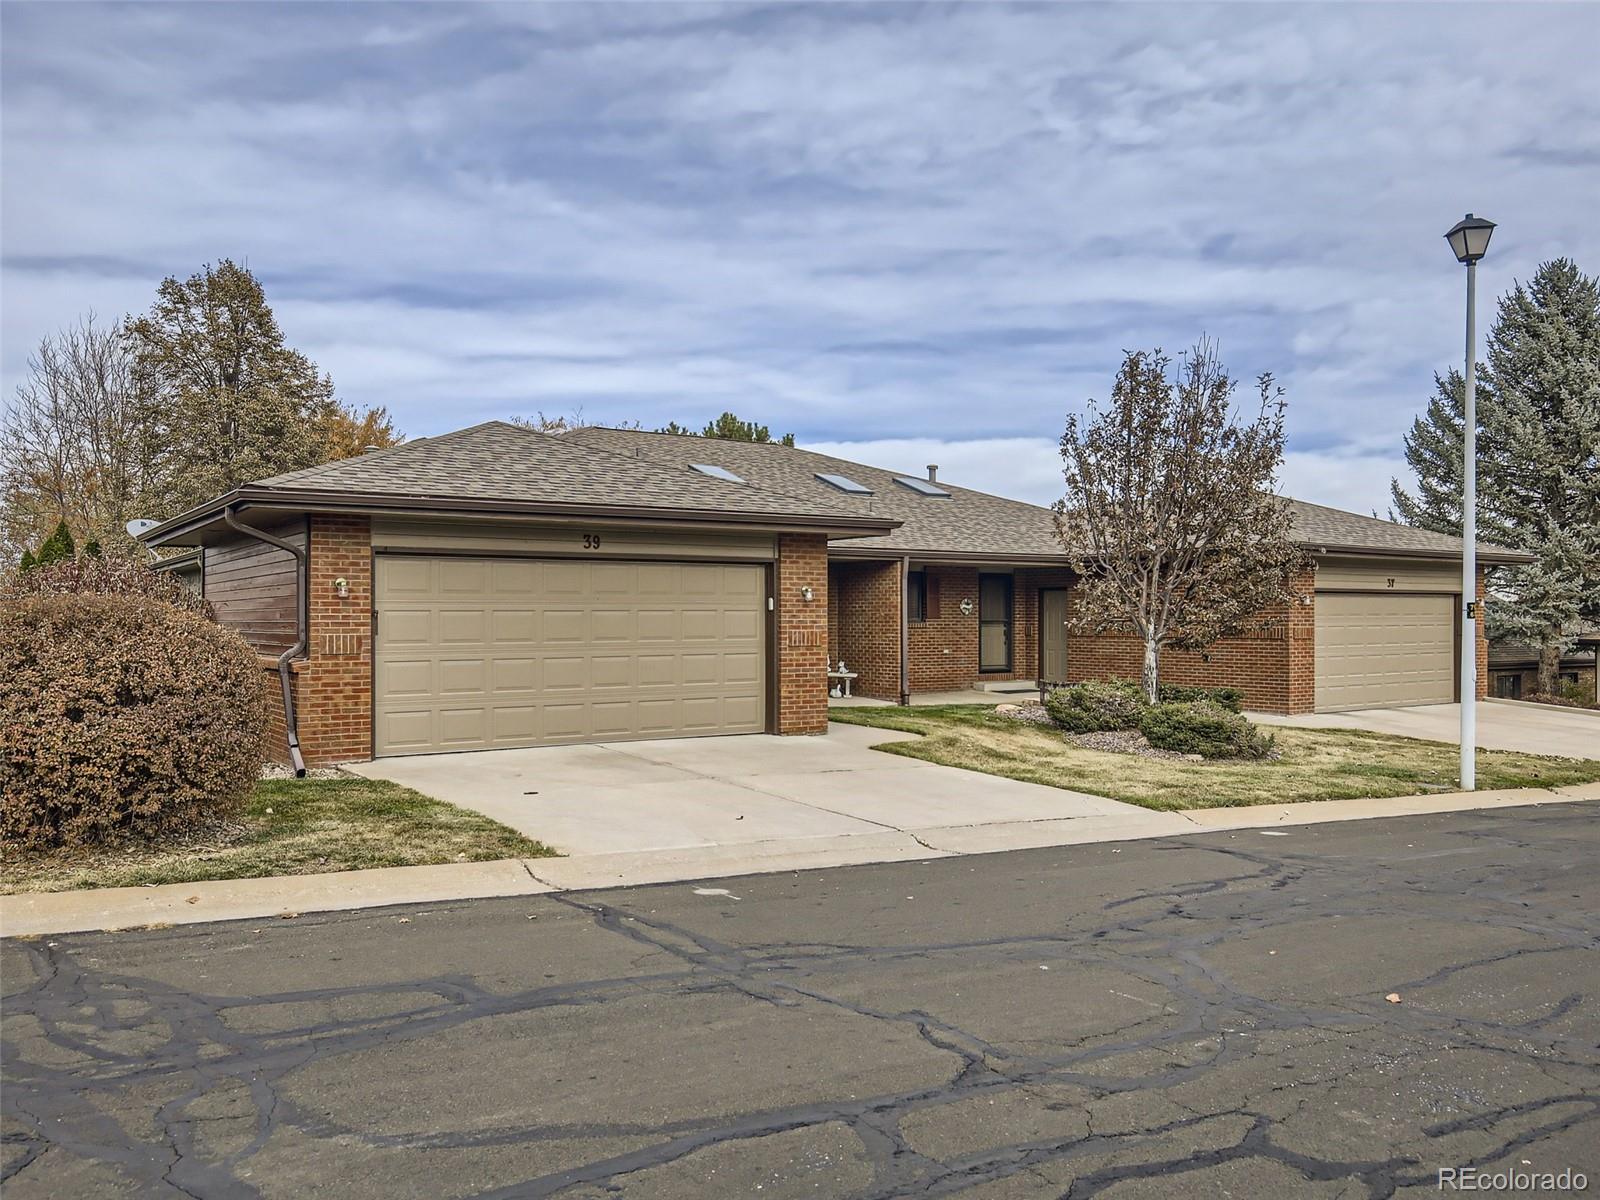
829;705;1600;811
1;776;556;895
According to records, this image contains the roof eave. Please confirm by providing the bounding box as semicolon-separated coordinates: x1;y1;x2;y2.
1308;543;1534;566
141;486;900;546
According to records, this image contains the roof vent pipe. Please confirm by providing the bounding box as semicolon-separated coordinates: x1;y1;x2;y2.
223;506;307;777
927;465;939;483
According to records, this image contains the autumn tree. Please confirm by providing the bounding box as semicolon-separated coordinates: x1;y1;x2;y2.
0;315;161;559
127;260;339;510
319;403;403;459
1057;342;1303;702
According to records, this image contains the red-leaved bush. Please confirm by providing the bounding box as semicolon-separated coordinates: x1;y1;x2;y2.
1;593;265;850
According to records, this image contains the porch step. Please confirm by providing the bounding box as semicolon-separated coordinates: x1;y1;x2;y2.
976;680;1039;694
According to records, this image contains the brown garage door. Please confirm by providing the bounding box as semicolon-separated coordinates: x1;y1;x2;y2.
375;556;767;755
1314;592;1455;711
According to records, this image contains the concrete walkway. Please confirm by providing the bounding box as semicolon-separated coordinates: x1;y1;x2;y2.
1255;699;1600;760
345;722;1140;856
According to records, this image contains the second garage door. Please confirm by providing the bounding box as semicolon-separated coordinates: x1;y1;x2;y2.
375;556;767;755
1314;592;1455;711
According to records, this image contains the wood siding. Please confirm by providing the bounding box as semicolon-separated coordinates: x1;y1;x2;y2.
204;519;305;654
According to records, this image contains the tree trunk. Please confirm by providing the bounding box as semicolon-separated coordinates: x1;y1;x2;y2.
1537;641;1562;696
1142;636;1160;703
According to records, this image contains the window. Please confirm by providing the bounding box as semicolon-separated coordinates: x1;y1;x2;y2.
893;476;951;498
691;463;745;483
1492;673;1523;700
1559;671;1580;687
907;570;927;623
815;472;873;494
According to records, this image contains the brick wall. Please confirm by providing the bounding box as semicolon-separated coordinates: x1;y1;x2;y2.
258;660;298;763
908;565;978;690
776;533;829;733
1065;571;1314;714
294;515;373;765
1475;567;1489;701
829;560;902;699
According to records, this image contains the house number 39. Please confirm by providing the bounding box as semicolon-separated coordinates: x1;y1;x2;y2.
583;534;602;550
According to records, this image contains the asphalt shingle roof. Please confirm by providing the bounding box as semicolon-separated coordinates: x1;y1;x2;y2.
564;427;1525;561
250;421;881;524
224;420;1524;562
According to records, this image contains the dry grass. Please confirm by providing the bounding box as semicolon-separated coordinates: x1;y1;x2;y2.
829;705;1600;811
2;777;555;895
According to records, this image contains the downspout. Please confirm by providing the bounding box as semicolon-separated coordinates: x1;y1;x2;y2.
224;506;307;777
899;555;911;706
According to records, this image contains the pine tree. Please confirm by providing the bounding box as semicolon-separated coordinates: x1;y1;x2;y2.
1479;258;1600;693
19;548;37;572
35;520;76;567
1391;370;1470;535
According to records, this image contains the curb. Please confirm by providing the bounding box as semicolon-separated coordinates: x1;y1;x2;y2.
5;783;1597;938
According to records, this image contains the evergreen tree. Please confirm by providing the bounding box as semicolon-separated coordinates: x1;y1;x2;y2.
1480;258;1600;692
1389;370;1477;535
659;412;795;445
19;549;36;572
35;520;76;567
1394;258;1600;694
128;260;338;512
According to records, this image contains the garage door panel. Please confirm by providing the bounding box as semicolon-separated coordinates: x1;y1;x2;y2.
380;609;433;647
490;609;537;643
375;555;768;754
490;657;538;693
437;658;486;695
1315;592;1454;711
438;609;486;645
491;706;538;741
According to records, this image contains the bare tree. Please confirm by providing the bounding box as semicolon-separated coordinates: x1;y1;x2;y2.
1056;341;1303;701
1;315;159;560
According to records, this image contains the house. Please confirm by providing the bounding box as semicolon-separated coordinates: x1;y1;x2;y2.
1488;635;1599;704
140;421;1529;766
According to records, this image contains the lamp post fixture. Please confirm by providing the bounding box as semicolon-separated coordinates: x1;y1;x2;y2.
1444;213;1495;790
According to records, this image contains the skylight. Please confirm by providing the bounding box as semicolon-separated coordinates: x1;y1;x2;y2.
893;475;952;497
691;463;745;483
815;472;873;495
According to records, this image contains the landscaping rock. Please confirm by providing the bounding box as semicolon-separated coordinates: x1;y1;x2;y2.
995;703;1056;726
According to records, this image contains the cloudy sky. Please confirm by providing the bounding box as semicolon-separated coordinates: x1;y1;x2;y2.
4;2;1597;515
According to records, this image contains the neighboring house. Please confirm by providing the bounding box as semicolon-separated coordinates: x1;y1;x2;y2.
1488;636;1599;704
140;421;1528;766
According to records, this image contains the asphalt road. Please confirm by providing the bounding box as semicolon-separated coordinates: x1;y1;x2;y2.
4;805;1598;1199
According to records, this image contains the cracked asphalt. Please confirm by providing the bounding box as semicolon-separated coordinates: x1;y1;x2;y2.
3;803;1598;1198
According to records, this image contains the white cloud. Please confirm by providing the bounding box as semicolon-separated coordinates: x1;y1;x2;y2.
3;2;1596;522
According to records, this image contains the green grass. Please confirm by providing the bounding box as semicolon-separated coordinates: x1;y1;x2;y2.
1;777;556;895
829;705;1600;811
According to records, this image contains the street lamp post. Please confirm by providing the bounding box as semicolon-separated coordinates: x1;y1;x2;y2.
1444;213;1495;790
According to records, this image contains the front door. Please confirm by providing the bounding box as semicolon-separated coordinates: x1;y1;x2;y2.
1040;588;1068;683
978;574;1013;672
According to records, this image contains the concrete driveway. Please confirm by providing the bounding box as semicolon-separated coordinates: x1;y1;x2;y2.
348;722;1151;856
1255;699;1599;759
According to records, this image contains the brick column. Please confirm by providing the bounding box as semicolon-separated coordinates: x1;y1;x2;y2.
298;515;373;764
776;533;829;734
1285;566;1317;714
1475;566;1489;701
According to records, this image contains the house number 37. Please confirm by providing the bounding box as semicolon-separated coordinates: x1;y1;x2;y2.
583;534;603;550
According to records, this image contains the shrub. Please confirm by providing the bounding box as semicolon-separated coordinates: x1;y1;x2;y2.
1;593;266;850
1044;680;1151;732
1156;683;1245;713
34;520;76;567
1140;701;1273;759
2;553;214;619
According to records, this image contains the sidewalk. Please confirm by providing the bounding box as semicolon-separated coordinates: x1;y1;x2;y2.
5;781;1596;937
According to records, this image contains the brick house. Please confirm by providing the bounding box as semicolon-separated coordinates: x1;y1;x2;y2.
141;422;1527;767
